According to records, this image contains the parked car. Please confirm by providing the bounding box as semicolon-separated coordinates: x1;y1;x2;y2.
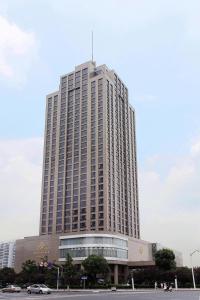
2;285;21;293
27;284;51;294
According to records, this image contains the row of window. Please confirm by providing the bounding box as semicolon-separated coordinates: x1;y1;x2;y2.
60;236;127;247
60;247;128;259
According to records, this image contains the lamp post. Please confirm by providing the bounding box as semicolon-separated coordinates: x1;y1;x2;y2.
41;260;61;290
174;275;178;290
190;250;200;289
48;264;60;290
130;270;135;291
56;267;60;290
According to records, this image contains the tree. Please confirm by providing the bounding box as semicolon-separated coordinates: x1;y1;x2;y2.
44;266;58;288
21;260;38;273
62;254;76;289
155;248;176;270
133;267;158;287
20;260;39;283
0;268;16;287
82;255;109;283
176;267;193;287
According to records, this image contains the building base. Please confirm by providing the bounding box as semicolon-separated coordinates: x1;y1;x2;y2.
15;232;157;285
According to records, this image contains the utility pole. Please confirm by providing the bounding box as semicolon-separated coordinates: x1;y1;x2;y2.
190;250;200;289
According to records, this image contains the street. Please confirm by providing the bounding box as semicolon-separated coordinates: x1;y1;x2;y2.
0;290;200;300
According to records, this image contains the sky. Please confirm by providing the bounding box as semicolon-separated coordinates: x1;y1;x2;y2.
0;0;200;267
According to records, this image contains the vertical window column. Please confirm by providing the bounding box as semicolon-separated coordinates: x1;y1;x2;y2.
41;97;52;234
98;78;104;230
48;95;58;233
64;87;74;232
90;80;96;230
79;67;88;231
56;77;67;233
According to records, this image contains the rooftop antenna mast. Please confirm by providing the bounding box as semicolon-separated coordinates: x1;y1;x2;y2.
92;31;94;62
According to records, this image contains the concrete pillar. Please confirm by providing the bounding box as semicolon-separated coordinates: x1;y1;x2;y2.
124;265;129;282
107;265;112;282
114;264;118;285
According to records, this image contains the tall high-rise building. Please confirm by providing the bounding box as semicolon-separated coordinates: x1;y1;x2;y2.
15;61;181;281
40;61;140;239
0;241;16;269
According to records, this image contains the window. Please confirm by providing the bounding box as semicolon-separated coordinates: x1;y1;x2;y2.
80;201;86;207
99;220;104;226
99;206;103;211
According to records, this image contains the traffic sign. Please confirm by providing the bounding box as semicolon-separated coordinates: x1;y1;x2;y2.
39;261;44;267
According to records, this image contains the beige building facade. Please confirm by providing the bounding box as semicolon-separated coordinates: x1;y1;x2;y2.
15;235;59;273
40;61;139;238
15;233;154;284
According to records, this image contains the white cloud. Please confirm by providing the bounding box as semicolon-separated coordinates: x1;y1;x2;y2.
0;138;43;241
140;136;200;266
191;138;200;157
0;15;38;85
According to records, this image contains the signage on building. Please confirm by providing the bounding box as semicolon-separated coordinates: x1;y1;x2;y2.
34;242;49;259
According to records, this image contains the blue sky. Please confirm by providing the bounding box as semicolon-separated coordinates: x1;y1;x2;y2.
0;0;200;266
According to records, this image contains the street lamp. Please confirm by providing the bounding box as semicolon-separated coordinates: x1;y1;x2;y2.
190;250;200;289
47;263;61;290
130;270;135;291
39;260;61;290
55;265;64;290
174;275;178;290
